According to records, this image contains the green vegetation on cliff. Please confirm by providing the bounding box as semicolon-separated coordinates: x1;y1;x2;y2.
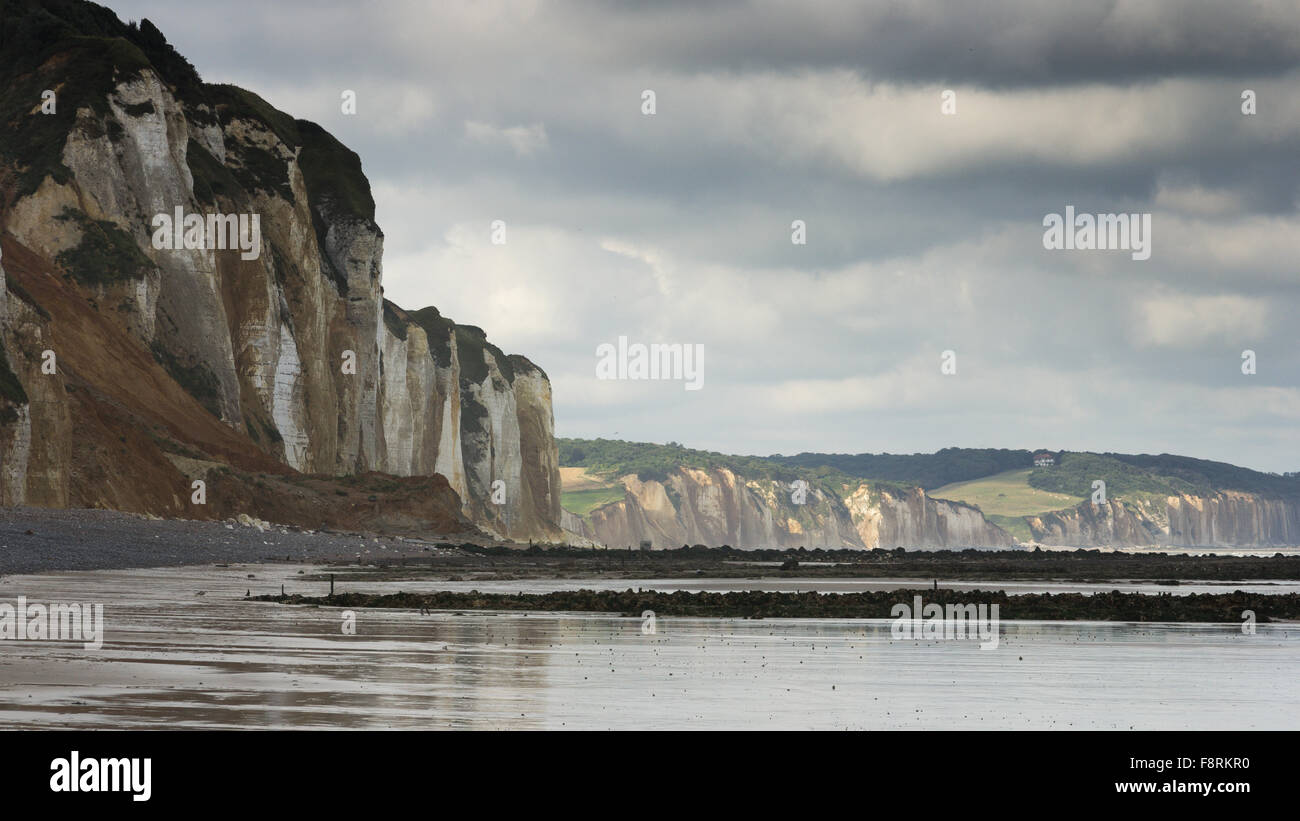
561;485;628;516
381;300;410;341
185;138;242;205
0;1;202;197
772;447;1035;489
560;439;1300;508
405;306;454;362
204;85;295;202
205;83;298;147
1026;452;1199;501
454;324;514;385
1110;452;1300;500
560;438;812;484
53;207;156;285
933;469;1084;516
297;120;376;223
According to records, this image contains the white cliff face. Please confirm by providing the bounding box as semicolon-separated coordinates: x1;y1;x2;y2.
460;360;523;537
371;312;559;539
271;323;309;470
432;367;466;499
324;217;384;473
1026;501;1158;546
510;364;562;537
379;325;414;474
243;154;334;473
65;74;236;419
1165;491;1300;546
844;484;1014;548
569;470;1014;550
187;108;225;164
844;485;882;547
378;322;440;476
577;467;867;549
1028;493;1300;547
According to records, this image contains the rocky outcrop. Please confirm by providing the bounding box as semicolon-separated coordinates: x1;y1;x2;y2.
0;4;560;540
1029;493;1300;548
563;467;1013;550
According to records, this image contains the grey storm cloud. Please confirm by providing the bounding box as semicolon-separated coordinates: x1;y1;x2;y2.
106;0;1300;471
116;0;1300;85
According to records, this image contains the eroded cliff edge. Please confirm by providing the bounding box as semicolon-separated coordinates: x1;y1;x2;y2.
0;2;561;540
562;467;1015;550
1026;492;1300;548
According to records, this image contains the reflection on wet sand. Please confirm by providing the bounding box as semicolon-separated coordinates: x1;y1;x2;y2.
0;564;1296;729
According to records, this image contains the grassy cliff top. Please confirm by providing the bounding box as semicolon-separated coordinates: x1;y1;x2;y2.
559;437;840;486
559;439;1300;501
384;301;542;385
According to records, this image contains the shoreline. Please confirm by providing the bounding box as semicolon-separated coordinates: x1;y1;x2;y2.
5;507;1300;583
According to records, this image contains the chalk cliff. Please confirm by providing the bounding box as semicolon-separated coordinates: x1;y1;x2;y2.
1027;493;1300;548
562;467;1014;549
843;484;1015;549
561;466;1299;550
0;1;560;539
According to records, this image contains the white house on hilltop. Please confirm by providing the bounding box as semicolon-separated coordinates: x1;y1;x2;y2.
1034;452;1056;467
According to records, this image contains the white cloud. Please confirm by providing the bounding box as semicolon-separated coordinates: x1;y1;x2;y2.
1134;293;1272;348
463;121;549;156
1153;178;1245;217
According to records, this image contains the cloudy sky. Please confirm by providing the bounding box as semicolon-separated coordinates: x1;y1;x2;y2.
110;0;1300;471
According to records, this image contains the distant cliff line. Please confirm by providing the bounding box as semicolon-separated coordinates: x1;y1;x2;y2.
557;439;1300;549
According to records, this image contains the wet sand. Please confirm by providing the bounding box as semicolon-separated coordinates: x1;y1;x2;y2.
1;563;1296;729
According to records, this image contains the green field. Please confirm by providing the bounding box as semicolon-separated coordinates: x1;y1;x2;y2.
932;469;1084;519
561;486;627;516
